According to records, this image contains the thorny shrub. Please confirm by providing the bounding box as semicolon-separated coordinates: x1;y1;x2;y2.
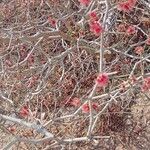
0;0;150;149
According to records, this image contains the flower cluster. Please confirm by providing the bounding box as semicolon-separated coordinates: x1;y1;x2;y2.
126;25;136;35
96;73;109;87
134;46;144;55
89;21;103;36
88;11;103;36
117;24;136;35
118;0;137;12
78;0;91;6
69;97;99;113
19;106;29;118
82;102;99;113
89;11;99;22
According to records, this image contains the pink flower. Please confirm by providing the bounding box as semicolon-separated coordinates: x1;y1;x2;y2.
146;37;150;45
92;102;99;110
89;21;103;36
82;102;99;113
134;46;144;55
78;0;90;6
96;73;109;87
89;11;99;21
128;0;137;6
118;2;133;12
48;17;56;27
118;0;137;12
141;77;150;91
19;106;29;118
82;103;90;113
70;98;81;107
126;26;136;35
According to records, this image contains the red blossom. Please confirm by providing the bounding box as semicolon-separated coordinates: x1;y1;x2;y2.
82;103;90;113
128;0;137;6
89;21;103;36
19;106;29;118
89;11;99;21
82;102;99;113
134;46;144;55
78;0;90;6
118;0;137;12
92;102;99;110
96;73;109;87
48;17;57;27
126;25;136;35
118;2;133;12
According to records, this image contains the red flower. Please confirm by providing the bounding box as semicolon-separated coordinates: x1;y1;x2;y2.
141;77;150;91
82;103;90;113
96;73;109;87
89;11;99;21
128;0;137;6
89;21;103;36
134;46;144;55
146;37;150;45
48;17;56;27
70;98;81;107
126;25;136;35
118;2;133;12
78;0;90;6
92;102;99;110
118;0;137;12
19;106;29;118
82;102;99;113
